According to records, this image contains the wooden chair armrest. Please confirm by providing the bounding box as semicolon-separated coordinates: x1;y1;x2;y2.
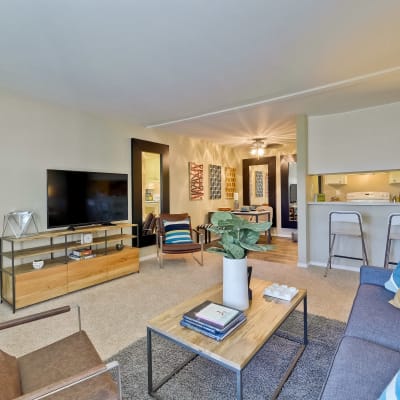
16;361;120;400
0;306;71;331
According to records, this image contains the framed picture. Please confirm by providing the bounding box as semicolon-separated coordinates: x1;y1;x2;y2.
189;162;204;200
209;164;221;199
225;167;236;199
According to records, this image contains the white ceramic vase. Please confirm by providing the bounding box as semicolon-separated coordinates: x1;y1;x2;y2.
222;256;249;311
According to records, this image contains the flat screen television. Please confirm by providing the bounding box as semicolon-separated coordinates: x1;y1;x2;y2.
47;169;128;229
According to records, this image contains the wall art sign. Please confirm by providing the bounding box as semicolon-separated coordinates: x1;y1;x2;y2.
225;167;236;199
255;171;263;197
209;164;221;199
189;162;204;200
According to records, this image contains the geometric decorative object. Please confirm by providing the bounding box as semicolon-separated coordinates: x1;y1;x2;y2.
2;210;39;238
255;171;263;197
225;167;236;199
189;162;204;200
81;233;93;244
209;164;222;200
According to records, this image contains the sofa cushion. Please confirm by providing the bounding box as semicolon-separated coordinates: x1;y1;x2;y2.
360;265;392;286
0;349;22;400
385;262;400;293
17;331;117;400
378;368;400;400
320;336;400;400
345;284;400;351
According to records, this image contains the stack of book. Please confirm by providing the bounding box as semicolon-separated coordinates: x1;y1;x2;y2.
69;247;95;260
180;300;246;341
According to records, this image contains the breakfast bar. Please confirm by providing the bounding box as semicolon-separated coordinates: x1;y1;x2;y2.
308;201;400;269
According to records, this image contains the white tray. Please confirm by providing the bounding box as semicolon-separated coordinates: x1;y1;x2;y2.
263;283;298;301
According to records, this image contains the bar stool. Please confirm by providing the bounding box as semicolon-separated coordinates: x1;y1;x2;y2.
383;213;400;269
325;211;368;277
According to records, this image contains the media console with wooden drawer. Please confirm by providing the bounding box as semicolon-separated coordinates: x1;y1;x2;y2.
0;224;139;312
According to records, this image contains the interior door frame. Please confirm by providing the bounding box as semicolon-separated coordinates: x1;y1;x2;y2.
280;154;297;229
242;157;276;227
131;139;170;247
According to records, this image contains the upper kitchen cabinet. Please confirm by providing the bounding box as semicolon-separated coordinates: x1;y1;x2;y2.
389;171;400;184
325;174;348;185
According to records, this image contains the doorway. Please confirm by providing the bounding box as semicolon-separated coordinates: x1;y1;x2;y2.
242;157;276;227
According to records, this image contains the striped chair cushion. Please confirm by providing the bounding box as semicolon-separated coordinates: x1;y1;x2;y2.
164;219;193;244
379;368;400;399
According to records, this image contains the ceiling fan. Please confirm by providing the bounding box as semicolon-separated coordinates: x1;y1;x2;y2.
249;138;282;158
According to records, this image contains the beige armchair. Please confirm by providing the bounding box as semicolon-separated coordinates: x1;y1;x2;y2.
0;305;121;400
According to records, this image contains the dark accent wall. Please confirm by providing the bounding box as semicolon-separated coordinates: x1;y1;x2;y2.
280;155;297;229
131;139;170;247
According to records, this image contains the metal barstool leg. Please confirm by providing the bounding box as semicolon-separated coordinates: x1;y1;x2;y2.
325;234;336;277
360;226;369;266
384;218;393;269
384;239;391;269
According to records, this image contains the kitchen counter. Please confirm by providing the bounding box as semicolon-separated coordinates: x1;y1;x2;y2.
308;202;400;269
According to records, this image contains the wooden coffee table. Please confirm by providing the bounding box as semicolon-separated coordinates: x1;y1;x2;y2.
147;278;307;399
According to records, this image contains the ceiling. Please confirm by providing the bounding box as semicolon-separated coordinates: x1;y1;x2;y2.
0;1;399;148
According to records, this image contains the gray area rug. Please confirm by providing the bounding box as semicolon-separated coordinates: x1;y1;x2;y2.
108;311;345;400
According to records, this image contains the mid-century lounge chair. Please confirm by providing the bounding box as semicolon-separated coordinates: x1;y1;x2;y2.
156;213;204;268
0;305;121;400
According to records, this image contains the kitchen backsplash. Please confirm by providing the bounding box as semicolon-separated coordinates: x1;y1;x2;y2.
322;172;400;202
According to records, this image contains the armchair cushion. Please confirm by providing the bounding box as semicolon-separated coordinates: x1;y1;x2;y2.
163;219;193;244
0;350;21;400
18;331;117;400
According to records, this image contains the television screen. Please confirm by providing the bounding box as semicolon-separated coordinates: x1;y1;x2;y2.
47;169;128;229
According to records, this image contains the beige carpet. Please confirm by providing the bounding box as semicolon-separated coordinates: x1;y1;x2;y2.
0;252;359;360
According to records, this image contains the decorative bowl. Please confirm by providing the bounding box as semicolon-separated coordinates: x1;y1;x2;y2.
32;260;44;269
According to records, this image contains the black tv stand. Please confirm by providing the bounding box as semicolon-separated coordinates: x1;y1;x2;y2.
102;222;116;226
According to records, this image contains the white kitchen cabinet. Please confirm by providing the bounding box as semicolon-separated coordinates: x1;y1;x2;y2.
324;174;347;185
389;171;400;184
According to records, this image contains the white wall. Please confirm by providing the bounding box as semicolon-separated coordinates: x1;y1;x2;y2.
305;101;400;268
0;90;240;242
308;102;400;175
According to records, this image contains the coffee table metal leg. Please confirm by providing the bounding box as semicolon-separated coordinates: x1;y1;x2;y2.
147;327;154;395
147;328;199;398
236;370;242;400
271;295;308;400
303;295;308;345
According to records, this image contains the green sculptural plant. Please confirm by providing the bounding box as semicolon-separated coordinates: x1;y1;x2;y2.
206;211;273;259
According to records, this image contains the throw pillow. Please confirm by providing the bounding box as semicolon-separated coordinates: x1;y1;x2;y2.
385;261;400;293
389;289;400;309
164;219;193;244
378;368;400;400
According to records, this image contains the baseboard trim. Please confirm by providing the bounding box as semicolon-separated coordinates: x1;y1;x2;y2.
297;262;308;268
139;254;157;262
310;261;360;272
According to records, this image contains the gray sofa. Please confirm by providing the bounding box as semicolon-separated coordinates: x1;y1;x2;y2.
320;265;400;400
